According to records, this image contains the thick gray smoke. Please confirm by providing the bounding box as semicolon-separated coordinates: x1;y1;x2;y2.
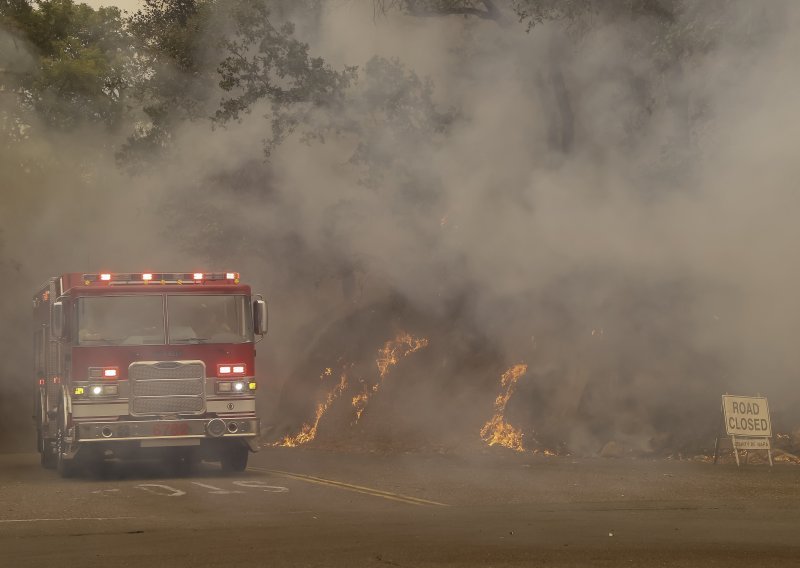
0;25;192;449
245;2;800;453
2;1;799;454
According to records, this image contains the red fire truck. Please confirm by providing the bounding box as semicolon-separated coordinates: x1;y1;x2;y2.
33;271;267;477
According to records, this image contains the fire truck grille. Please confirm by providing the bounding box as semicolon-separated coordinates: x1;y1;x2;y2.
132;379;203;397
132;396;205;415
128;361;206;416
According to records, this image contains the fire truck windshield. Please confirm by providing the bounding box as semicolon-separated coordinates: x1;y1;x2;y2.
77;296;165;346
167;295;253;344
76;294;253;346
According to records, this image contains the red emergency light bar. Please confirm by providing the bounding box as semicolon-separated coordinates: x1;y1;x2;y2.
82;272;240;285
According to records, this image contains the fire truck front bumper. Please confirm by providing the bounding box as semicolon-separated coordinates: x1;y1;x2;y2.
74;418;260;449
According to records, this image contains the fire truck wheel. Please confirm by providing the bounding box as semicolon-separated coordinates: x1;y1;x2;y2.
40;437;57;469
56;432;78;478
56;404;79;478
36;396;57;469
165;448;197;477
220;443;249;473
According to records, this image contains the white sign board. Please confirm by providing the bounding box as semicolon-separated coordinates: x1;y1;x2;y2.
722;395;772;437
733;437;771;450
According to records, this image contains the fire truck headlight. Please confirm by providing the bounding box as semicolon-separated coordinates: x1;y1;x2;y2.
87;384;118;397
215;380;248;394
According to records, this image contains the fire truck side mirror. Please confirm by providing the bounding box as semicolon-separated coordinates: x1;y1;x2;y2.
52;301;66;340
254;299;268;336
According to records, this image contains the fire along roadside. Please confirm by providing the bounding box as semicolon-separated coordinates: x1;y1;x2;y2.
32;272;268;477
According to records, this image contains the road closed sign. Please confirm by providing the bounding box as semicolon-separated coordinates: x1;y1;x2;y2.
722;395;772;437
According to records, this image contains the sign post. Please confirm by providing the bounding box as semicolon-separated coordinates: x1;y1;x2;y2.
714;395;773;467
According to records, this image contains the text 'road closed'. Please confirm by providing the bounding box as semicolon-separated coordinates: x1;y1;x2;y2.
722;395;772;437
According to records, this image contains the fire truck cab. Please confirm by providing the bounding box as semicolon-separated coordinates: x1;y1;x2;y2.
33;272;267;477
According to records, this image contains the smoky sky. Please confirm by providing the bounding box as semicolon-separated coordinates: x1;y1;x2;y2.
2;1;800;453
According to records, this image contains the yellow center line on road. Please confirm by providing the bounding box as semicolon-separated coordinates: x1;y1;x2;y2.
247;467;448;507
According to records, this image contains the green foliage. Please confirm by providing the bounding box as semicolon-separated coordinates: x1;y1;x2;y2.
129;0;205;72
1;0;129;129
214;0;356;155
119;0;213;165
120;0;353;165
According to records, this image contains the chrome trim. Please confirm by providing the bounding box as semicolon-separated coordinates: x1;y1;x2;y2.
128;360;206;416
75;418;259;442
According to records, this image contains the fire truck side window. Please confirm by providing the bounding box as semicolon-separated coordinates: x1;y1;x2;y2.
77;296;165;346
167;295;252;344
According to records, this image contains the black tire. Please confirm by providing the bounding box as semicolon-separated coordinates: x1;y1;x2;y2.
40;435;57;469
165;448;197;477
220;443;249;473
37;396;57;469
55;403;79;478
56;434;77;478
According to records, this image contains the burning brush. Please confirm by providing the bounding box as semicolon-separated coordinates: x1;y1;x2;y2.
352;332;429;423
276;332;429;447
275;365;350;447
480;364;528;452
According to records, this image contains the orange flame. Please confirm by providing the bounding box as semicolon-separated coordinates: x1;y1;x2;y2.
352;332;429;422
480;364;528;452
275;366;349;447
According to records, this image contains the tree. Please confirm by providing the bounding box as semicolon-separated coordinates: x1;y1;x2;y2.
1;0;130;130
214;0;356;156
119;0;212;164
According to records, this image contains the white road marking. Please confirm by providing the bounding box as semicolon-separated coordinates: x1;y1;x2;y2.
233;480;289;493
135;483;186;497
190;481;243;494
0;516;135;524
90;489;120;495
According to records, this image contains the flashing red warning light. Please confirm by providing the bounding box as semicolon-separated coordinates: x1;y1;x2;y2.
142;273;153;281
193;273;204;281
226;272;236;280
100;273;111;281
89;366;120;379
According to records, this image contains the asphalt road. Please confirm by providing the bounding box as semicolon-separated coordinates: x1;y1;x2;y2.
2;448;800;567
